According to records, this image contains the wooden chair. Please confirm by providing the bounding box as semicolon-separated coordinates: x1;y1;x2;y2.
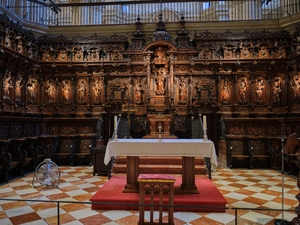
137;174;176;225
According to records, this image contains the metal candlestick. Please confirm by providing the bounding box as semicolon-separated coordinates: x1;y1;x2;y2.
203;128;208;141
157;125;163;142
113;128;118;141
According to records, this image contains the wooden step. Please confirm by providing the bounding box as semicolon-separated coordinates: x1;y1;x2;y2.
112;156;207;175
112;164;207;174
113;156;206;165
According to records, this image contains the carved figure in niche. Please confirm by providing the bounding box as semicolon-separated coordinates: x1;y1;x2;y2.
239;77;247;102
273;77;282;103
277;46;286;58
15;74;23;100
258;46;269;58
42;49;52;62
155;67;167;95
134;77;143;104
62;80;71;103
78;79;87;102
199;46;212;59
58;49;68;62
45;79;56;103
153;46;168;65
90;49;99;61
255;77;264;101
73;48;83;61
291;74;300;100
239;42;252;59
27;76;38;104
223;46;234;59
178;77;187;103
222;79;231;103
5;28;11;48
93;77;102;104
3;71;12;99
111;50;121;60
17;38;24;54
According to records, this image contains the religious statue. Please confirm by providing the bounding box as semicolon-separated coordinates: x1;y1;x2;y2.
5;28;11;48
90;49;99;61
258;46;269;58
27;76;38;104
58;49;68;62
255;77;264;100
27;42;34;59
62;80;71;104
42;49;52;62
273;77;282;103
46;80;56;103
111;50;121;60
134;77;143;104
17;38;24;54
153;46;168;65
239;77;247;102
73;47;83;62
3;71;12;100
93;77;102;104
155;67;167;95
15;74;23;101
178;77;187;103
45;79;56;103
222;79;231;103
291;74;300;101
78;79;87;102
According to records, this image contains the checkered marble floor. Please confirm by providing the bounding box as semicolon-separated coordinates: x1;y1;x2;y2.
0;166;299;225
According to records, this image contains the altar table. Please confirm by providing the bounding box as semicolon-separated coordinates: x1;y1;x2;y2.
104;139;217;193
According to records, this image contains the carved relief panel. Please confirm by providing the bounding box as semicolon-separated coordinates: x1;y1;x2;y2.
236;76;249;104
44;78;57;105
290;73;300;104
254;75;267;105
61;78;73;105
271;75;284;105
219;76;233;105
2;69;13;104
91;76;104;105
77;77;88;104
26;75;39;105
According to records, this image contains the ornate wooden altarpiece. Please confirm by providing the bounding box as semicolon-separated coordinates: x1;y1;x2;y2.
2;13;300;169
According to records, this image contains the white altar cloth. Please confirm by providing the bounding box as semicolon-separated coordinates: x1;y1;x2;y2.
104;138;218;166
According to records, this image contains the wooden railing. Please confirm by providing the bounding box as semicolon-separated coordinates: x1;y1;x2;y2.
0;0;299;27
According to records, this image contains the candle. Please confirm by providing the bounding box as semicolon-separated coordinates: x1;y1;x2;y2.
114;116;118;129
203;115;207;130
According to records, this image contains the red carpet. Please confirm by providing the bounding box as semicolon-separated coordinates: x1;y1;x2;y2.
90;175;227;212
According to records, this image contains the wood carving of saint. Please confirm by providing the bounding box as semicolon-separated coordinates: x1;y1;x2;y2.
74;48;83;61
134;78;143;104
222;79;231;103
153;47;168;65
58;49;68;62
62;80;71;103
93;78;102;104
78;79;87;102
291;74;300;100
27;76;38;104
178;78;187;103
15;74;23;101
90;49;99;61
239;78;247;102
3;71;12;99
45;80;56;103
5;29;11;48
273;77;282;103
17;39;24;54
256;78;264;100
258;46;269;58
42;49;52;62
155;68;167;95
